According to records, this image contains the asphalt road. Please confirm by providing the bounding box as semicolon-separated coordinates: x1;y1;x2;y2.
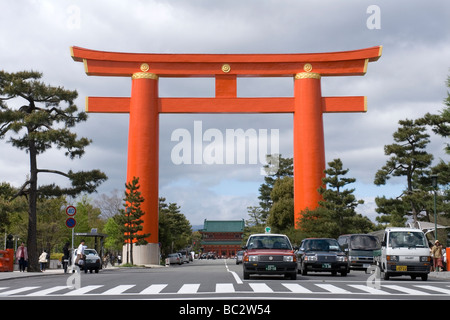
1;258;450;303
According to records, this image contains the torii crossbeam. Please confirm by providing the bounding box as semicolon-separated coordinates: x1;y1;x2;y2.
71;46;382;265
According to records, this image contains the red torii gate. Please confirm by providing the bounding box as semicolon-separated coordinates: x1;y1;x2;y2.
71;46;382;264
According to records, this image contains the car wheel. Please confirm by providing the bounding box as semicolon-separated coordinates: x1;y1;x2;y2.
288;272;297;280
243;271;250;280
340;271;347;276
95;268;99;273
421;274;428;281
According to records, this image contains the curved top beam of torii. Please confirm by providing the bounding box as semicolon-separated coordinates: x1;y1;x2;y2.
71;45;382;78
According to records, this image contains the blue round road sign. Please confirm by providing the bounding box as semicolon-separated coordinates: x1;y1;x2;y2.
66;217;76;228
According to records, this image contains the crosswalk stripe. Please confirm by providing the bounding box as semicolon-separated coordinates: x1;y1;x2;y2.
27;286;68;296
282;283;312;293
249;283;273;293
216;283;235;293
2;282;450;297
139;284;167;294
0;286;40;296
64;285;103;295
316;284;351;294
177;284;200;294
383;285;430;295
348;284;390;295
414;285;450;295
102;285;135;295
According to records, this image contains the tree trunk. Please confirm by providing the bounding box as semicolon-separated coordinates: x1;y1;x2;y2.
26;137;39;272
130;241;134;265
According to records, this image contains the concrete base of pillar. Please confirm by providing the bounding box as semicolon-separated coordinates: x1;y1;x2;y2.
122;243;160;266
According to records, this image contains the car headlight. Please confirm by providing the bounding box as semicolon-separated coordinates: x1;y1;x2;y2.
248;255;259;262
387;255;399;262
304;255;317;262
283;256;295;262
337;255;348;262
420;256;430;262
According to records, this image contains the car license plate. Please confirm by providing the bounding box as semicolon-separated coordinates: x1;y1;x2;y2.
266;265;276;271
322;263;331;269
396;265;407;271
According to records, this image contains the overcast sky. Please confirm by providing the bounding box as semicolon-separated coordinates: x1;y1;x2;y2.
0;0;449;226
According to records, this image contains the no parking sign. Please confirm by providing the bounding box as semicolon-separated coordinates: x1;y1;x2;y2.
66;217;76;228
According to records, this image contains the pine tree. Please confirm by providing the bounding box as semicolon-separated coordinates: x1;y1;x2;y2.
158;197;192;257
299;159;372;238
0;71;107;271
318;159;368;236
257;155;293;222
118;177;149;265
374;119;433;223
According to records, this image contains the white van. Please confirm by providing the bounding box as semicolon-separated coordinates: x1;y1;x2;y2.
375;227;431;281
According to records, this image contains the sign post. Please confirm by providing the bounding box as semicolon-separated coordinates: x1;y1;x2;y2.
65;206;77;271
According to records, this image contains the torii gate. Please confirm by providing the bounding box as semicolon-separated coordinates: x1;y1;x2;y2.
71;46;382;265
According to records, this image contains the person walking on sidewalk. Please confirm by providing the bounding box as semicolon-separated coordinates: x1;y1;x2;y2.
432;240;444;272
39;250;48;271
62;242;70;273
15;242;28;272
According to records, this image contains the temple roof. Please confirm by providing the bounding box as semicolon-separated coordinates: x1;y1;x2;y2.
200;219;245;233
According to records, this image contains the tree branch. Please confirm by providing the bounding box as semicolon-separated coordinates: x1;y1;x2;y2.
37;168;70;178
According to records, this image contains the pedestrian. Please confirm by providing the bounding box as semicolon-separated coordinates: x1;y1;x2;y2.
15;242;28;272
75;239;86;272
431;240;444;272
62;242;70;273
39;250;48;271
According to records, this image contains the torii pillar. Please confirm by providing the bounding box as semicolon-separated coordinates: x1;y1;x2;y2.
71;46;382;265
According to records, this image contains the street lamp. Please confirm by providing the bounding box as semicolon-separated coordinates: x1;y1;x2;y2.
431;174;438;240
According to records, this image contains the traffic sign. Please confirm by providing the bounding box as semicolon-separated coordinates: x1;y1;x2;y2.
66;217;76;228
66;206;76;216
265;227;271;234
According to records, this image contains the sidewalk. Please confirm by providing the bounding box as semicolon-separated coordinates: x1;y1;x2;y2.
0;264;163;281
429;270;450;280
0;268;65;280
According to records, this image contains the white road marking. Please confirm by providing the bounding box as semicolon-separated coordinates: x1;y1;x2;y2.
139;284;167;294
177;283;200;294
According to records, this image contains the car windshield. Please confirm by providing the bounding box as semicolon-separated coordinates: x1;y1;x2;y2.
350;235;380;250
84;249;97;255
303;239;341;252
247;236;292;250
388;231;428;248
